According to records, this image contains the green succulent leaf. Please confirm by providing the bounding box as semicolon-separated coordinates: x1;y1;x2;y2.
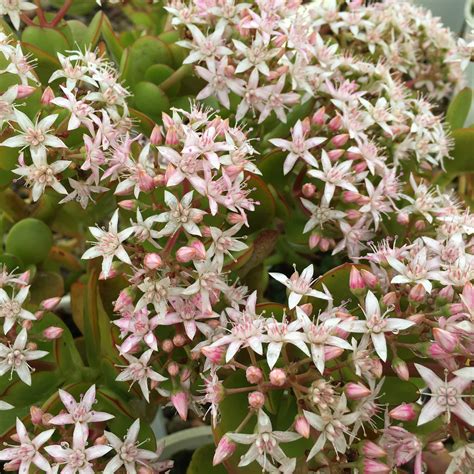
446;87;473;130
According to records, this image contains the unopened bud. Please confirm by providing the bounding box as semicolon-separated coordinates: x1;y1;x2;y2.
331;133;349;147
312;107;326;125
349;266;366;294
246;366;263;384
392;358;410;381
144;253;163;269
299;303;313;316
346;382;371;400
327;148;345;161
213;436;237;465
17;85;36;99
190;240;206;260
294;415;310;438
433;327;458;353
269;368;286;386
328;115;342;131
437;285;454;304
30;406;44;425
362;441;386;459
397;213;410;225
171;392;189;420
408;313;425;324
201;345;226;364
361;270;378;289
382;292;397;306
41;86;55;104
363;458;391;473
389;403;418;421
302;183;316;198
409;283;426;303
41;297;62;311
94;435;108;445
415;219;426;231
167;362;180;377
43;326;64;340
248;391;265;409
150;125;163;145
173;334;187;347
118;199;137;211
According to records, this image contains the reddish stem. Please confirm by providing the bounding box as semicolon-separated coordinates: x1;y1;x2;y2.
34;0;47;26
20;13;36;26
49;0;73;27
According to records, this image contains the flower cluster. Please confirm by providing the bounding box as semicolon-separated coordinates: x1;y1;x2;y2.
306;0;467;101
0;385;172;472
166;0;453;258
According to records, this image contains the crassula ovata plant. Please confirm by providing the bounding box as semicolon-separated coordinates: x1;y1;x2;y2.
0;0;472;473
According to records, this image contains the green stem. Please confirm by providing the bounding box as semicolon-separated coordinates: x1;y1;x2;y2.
160;65;192;92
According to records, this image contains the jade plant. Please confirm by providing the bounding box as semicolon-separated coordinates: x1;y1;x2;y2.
0;1;472;473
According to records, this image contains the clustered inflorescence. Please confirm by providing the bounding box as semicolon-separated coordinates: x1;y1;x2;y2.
0;0;472;473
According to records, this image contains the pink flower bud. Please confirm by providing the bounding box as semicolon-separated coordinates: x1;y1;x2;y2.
360;270;377;289
299;303;313;316
409;283;426;303
324;346;344;361
213;436;237;465
167;362;180;377
227;213;246;225
328;115;342;131
17;85;35;99
354;161;368;173
346;209;361;220
4;460;21;471
346;150;361;160
302;183;316;198
415;219;426;231
94;435;108;445
301;118;311;135
346;382;371;400
22;320;33;330
433;327;458;352
269;368;286;386
362;441;386;459
437;285;454;303
43;326;64;340
246;366;263;384
350;266;366;293
389;403;417;421
248;391;265;409
41;86;55;104
312;107;326;125
171;392;189;420
138;172;156;193
343;191;361;203
173;334;187;347
408;313;425;324
118;199;137;211
331;133;349;147
319;237;330;252
294;415;310;438
114;288;134;312
176;246;196;263
150;125;163;145
397;213;410;225
327;148;345;161
41;296;62;311
201;345;226;364
363;458;391;473
308;233;320;249
18;271;30;285
392;358;410;381
190;240;206;260
383;292;397;306
30;406;44;425
162;339;174;353
144;253;163;269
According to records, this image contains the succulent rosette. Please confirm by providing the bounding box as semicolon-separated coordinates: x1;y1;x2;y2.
0;1;472;473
